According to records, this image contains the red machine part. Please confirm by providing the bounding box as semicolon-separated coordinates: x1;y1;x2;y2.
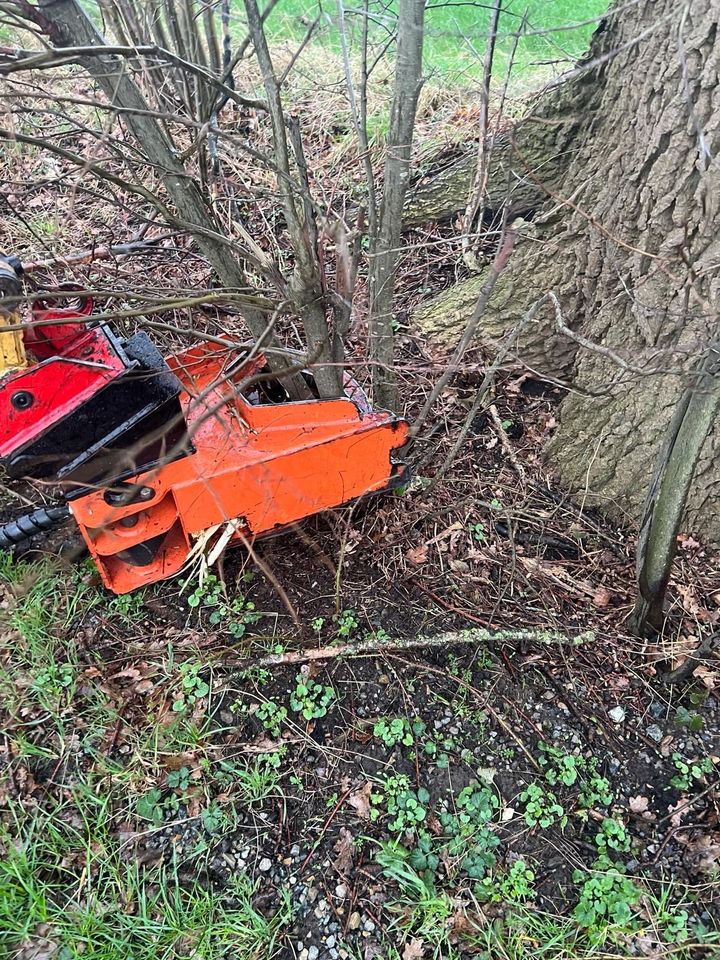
0;295;129;457
70;344;408;594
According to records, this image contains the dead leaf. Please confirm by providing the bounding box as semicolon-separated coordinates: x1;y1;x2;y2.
402;938;425;960
163;752;197;771
426;814;442;836
425;522;463;546
332;826;355;875
450;909;487;940
629;795;649;813
634;933;664;957
680;831;720;875
406;544;429;566
13;924;60;960
347;780;372;820
694;664;718;690
592;586;611;608
678;534;702;552
677;584;711;622
110;667;142;681
667;799;687;829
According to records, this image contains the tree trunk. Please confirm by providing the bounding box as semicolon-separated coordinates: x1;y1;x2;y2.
368;0;425;411
629;351;720;634
414;0;720;545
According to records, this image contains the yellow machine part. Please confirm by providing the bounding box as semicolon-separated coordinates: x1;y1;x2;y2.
0;311;26;376
0;256;26;376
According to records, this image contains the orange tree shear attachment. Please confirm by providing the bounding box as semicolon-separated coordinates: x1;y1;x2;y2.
0;260;408;593
69;345;408;593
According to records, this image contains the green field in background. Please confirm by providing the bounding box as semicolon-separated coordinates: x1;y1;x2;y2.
257;0;610;84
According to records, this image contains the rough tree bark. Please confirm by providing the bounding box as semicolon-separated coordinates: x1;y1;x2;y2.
412;0;720;544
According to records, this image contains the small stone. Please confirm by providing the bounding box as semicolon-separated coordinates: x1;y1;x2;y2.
363;920;375;932
646;724;663;743
290;844;301;857
258;857;273;872
608;706;625;723
625;859;639;872
348;911;361;930
378;674;390;685
330;951;339;959
299;951;308;960
308;947;319;960
326;936;337;949
297;942;304;952
335;884;347;899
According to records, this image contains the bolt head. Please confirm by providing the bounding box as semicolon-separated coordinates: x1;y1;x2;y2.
11;391;34;411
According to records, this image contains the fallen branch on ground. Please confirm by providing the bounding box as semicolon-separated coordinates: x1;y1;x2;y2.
245;626;593;670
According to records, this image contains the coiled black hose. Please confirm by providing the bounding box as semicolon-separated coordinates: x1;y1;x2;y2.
0;504;72;548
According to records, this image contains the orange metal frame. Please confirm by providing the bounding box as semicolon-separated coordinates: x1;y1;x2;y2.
69;344;408;593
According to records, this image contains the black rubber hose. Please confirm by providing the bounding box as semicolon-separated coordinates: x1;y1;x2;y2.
0;504;72;548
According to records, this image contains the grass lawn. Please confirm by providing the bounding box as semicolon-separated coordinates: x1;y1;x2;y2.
255;0;610;85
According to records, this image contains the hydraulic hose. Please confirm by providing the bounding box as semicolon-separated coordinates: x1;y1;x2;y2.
0;504;72;549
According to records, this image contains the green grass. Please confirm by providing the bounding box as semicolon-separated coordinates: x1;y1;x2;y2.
0;790;292;960
256;0;610;86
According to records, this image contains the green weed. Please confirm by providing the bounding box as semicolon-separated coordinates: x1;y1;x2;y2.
476;859;536;904
670;752;713;791
290;673;336;720
375;842;455;952
172;660;210;714
374;716;426;748
539;743;582;787
594;818;631;855
259;0;610;89
255;699;288;736
182;572;261;638
573;861;641;941
334;609;359;638
371;775;430;834
520;782;567;829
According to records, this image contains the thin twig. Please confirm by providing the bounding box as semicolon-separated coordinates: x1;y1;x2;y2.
240;625;592;672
